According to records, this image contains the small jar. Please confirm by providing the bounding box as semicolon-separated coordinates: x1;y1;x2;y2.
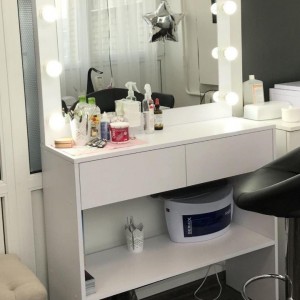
110;122;129;143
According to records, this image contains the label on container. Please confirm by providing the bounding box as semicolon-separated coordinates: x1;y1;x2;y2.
90;114;100;138
182;205;231;237
101;122;110;140
252;84;264;103
110;127;129;143
154;114;163;129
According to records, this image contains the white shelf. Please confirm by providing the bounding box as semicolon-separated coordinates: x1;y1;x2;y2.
85;223;275;300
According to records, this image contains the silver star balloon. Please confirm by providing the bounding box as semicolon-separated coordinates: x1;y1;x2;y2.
143;1;184;43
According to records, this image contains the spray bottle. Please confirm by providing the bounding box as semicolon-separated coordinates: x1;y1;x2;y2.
124;82;142;138
125;82;140;101
143;84;154;134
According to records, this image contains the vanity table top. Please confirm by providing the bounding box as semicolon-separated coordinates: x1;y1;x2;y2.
262;118;300;132
45;117;275;164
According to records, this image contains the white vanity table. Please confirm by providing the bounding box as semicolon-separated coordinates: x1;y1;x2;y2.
42;106;278;300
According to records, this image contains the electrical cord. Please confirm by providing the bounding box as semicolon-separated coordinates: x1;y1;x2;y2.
194;264;223;300
106;0;114;88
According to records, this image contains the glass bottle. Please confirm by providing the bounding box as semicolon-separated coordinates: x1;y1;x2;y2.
154;98;163;130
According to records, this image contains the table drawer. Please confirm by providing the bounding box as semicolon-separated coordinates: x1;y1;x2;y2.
186;130;274;185
80;146;186;209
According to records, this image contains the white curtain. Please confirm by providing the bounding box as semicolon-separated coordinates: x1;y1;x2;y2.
57;0;159;98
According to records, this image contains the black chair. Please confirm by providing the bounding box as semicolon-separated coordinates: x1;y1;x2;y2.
233;148;300;300
61;99;68;114
152;92;175;108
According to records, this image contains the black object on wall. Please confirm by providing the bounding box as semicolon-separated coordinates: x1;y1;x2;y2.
242;0;300;101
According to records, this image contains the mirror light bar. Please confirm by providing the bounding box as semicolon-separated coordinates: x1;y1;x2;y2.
41;5;58;23
45;60;62;78
210;1;237;16
212;91;239;106
224;46;238;61
211;46;238;61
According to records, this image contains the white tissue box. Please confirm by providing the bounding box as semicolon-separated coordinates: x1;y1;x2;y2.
244;101;290;120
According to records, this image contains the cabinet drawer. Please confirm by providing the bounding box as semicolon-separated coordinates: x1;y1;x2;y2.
80;146;186;209
186;130;274;186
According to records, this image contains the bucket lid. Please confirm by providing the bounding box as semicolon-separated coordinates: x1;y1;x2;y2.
161;179;232;204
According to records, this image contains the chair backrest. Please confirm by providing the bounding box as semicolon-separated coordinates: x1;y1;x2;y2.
61;99;68;114
152;92;175;108
69;88;175;112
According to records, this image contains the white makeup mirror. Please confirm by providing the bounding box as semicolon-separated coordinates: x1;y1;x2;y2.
55;0;218;107
32;0;242;145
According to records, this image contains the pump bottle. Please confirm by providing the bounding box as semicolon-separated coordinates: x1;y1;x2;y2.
123;82;142;138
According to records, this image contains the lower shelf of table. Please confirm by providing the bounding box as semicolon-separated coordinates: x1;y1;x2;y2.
85;223;275;300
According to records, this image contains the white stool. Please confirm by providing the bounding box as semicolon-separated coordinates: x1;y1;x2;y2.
0;254;47;300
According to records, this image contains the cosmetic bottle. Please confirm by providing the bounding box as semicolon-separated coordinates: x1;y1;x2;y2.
87;97;101;140
143;84;154;134
243;75;265;105
101;112;110;140
154;98;163;130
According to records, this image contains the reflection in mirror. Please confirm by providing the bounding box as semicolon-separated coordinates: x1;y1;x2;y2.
56;0;218;108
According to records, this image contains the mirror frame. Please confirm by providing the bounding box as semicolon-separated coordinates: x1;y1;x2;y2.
33;0;242;146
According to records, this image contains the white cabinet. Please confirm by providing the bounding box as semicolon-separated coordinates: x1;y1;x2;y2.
42;118;278;300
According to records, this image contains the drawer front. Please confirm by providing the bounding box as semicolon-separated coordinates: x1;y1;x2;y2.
186;130;274;186
80;146;186;209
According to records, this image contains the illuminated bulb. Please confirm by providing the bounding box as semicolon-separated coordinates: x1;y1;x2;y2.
212;91;220;102
224;46;238;61
49;112;65;131
46;60;62;78
41;5;57;23
223;1;237;15
225;92;239;106
211;47;219;59
210;3;218;15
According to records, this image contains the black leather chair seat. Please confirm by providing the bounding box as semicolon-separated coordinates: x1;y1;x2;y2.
233;147;300;218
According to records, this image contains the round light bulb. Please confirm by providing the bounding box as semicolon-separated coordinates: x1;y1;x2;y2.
41;5;58;23
225;92;239;106
212;91;220;102
211;47;219;59
224;46;238;61
49;112;65;131
210;3;218;15
46;60;62;78
223;1;237;15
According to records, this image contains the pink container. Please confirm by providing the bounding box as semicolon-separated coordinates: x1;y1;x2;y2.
110;122;129;143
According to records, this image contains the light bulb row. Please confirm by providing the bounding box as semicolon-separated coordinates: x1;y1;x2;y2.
210;1;239;106
212;46;238;61
213;91;239;106
40;4;63;78
210;1;238;62
211;0;237;16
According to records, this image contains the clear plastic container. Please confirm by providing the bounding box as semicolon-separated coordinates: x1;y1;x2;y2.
243;75;265;105
70;95;89;146
87;97;101;140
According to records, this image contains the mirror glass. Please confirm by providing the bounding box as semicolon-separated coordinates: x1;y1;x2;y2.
56;0;218;108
